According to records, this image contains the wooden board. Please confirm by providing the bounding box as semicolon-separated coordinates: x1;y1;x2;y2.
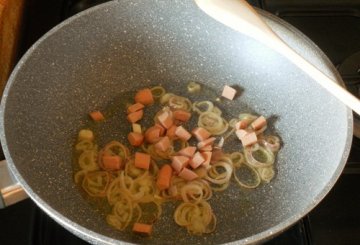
0;0;25;97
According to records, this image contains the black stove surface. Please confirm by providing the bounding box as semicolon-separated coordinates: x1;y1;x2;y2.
1;0;360;245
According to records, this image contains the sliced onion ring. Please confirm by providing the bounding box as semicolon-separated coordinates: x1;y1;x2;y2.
233;162;261;189
193;101;214;114
151;86;166;98
257;167;275;183
244;143;275;168
198;111;229;135
259;135;281;152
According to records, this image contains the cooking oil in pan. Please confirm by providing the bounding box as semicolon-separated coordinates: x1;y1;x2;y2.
72;81;268;240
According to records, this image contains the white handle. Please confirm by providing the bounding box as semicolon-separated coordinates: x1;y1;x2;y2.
0;160;28;208
195;0;360;115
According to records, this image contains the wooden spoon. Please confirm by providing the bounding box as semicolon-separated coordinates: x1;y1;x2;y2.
195;0;360;115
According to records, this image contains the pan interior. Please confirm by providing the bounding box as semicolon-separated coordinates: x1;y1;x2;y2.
1;0;351;244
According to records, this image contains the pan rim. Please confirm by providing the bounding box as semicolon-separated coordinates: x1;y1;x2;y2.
0;1;353;244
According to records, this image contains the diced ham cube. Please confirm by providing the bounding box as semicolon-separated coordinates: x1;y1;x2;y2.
154;136;171;152
171;155;190;172
235;120;248;130
173;110;191;122
211;147;223;163
127;110;143;123
199;145;212;152
132;223;152;235
221;85;237;100
201;152;212;168
134;152;151;170
89;111;105;122
175;126;192;141
156;164;173;191
158;111;173;129
189;152;205;169
241;132;258;147
127;103;144;114
102;155;122;170
128;132;144;146
251;116;267;130
235;129;248;140
192;127;211;141
166;125;178;139
197;137;216;149
145;126;161;144
178;168;198;181
177;146;197;158
154;123;166;136
134;89;154;105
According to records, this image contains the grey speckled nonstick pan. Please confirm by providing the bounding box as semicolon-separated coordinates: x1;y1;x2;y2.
0;0;353;244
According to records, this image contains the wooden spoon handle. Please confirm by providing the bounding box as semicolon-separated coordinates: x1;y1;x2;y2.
1;184;28;207
195;0;360;115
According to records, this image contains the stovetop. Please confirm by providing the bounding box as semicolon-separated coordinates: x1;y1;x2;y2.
1;0;360;244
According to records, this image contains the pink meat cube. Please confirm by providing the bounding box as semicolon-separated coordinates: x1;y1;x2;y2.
178;168;198;181
189;152;205;169
241;132;258;147
221;85;237;100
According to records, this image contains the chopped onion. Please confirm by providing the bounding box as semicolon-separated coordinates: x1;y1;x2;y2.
238;113;257;123
257;167;275;183
107;178;130;205
193;101;214;114
160;93;175;104
198;111;229;135
174;200;215;235
73;85;283;235
229;118;239;128
78;150;99;171
212;106;222;116
230;152;245;168
82;171;111;197
75;139;94;151
187;81;201;93
180;179;212;203
74;170;87;184
233;162;261;189
168;95;192;111
259;135;281;152
244;144;275;168
102;141;129;159
205;161;232;185
151;86;166;99
106;192;134;230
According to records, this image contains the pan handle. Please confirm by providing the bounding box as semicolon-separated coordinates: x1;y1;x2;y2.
0;160;28;208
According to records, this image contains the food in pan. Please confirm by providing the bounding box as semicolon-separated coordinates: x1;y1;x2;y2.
73;83;281;236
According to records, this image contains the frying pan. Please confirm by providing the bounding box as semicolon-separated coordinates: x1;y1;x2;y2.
0;0;353;244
